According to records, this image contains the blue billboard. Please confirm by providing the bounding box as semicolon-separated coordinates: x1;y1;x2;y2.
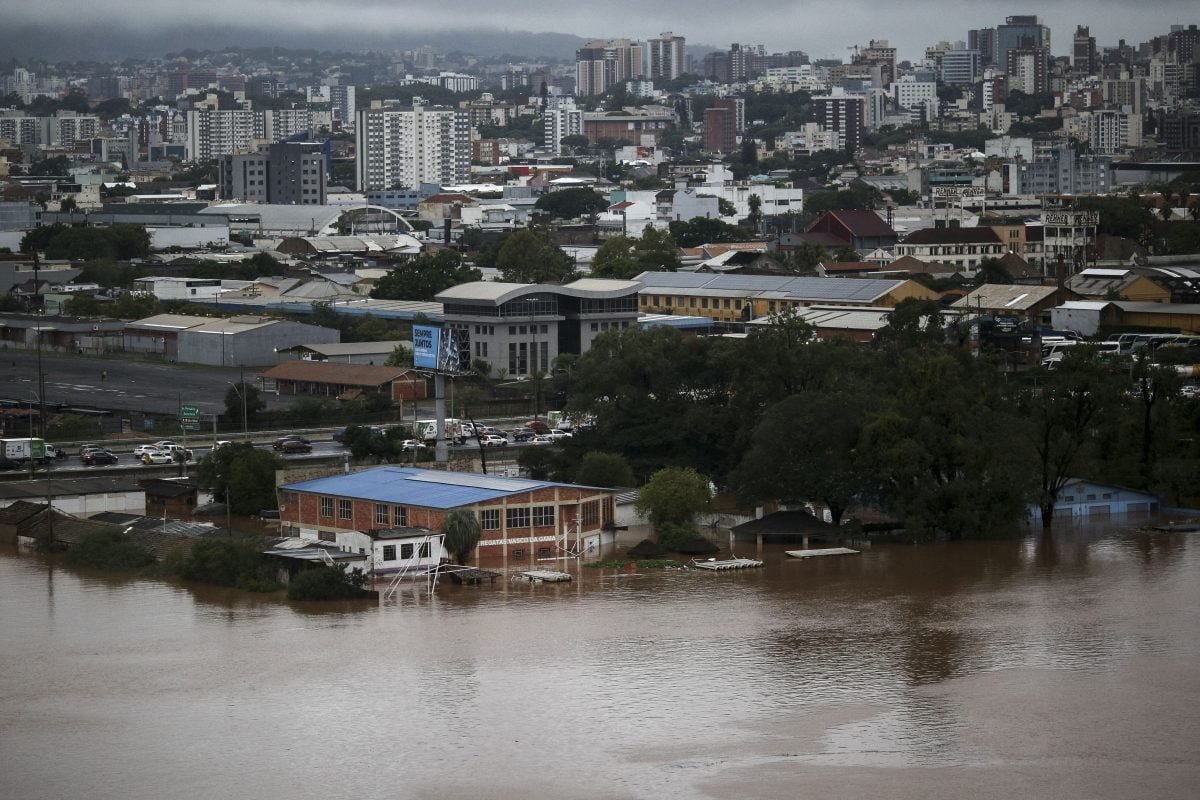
412;325;441;369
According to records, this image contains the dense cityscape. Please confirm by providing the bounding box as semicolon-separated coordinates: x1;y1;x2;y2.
2;9;1200;799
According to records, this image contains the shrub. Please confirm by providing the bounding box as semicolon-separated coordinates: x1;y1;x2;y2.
175;537;280;592
287;565;369;600
63;529;155;570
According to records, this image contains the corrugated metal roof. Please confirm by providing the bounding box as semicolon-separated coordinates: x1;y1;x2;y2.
634;272;906;302
281;466;595;509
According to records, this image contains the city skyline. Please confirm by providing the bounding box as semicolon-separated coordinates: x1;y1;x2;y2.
0;0;1196;63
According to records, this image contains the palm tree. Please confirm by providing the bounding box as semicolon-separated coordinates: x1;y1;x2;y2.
442;508;481;565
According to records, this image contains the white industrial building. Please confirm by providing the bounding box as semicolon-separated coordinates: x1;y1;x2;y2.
123;313;340;367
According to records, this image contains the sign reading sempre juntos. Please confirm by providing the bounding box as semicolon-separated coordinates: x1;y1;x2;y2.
412;325;441;370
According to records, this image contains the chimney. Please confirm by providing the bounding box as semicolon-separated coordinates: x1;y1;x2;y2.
1056;253;1067;288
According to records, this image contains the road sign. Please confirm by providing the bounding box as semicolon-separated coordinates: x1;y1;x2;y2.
180;404;201;431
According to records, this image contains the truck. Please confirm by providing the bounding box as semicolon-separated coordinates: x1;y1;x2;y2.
414;419;471;444
2;438;61;463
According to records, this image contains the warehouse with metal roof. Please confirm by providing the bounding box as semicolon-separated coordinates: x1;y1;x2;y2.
278;466;617;568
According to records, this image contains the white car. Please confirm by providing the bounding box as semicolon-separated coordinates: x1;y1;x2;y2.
529;435;553;446
546;429;573;441
400;439;427;452
141;451;174;465
158;444;195;461
133;444;164;458
479;434;507;447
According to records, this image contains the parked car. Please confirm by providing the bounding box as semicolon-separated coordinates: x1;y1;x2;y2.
212;440;234;450
133;444;164;458
545;429;572;441
80;446;116;460
529;435;553;446
479;434;507;447
153;440;179;449
0;457;20;471
511;429;537;443
273;436;311;451
141;451;174;465
78;442;104;456
400;439;427;452
279;439;312;454
524;420;550;434
82;450;119;466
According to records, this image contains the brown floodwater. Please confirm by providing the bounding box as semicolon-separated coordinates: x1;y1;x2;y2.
2;518;1199;800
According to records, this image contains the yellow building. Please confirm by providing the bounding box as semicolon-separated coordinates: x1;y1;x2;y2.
635;272;938;324
1066;268;1172;303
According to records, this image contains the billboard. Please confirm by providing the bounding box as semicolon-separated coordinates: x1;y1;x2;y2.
412;325;441;370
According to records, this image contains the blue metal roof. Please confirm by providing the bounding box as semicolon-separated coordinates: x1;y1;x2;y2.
281;467;592;509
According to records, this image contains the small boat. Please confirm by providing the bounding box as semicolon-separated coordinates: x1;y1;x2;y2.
690;557;763;571
785;547;860;559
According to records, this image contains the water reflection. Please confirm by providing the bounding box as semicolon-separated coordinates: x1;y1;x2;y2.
2;521;1198;800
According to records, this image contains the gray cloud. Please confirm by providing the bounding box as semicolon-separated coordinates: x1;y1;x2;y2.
0;0;1195;61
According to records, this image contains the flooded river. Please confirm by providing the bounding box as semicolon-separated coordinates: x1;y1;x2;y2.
2;520;1199;799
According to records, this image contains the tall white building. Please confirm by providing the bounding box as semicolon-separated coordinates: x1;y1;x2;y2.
892;74;939;124
544;97;583;155
648;32;686;80
185;109;321;161
0;110;99;147
306;85;356;128
355;101;470;191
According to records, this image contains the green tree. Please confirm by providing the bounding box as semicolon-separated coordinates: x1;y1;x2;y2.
224;382;266;429
858;349;1031;538
875;298;946;349
175;537;279;591
975;256;1013;285
635;467;711;544
63;529;155;570
1015;348;1122;530
442;507;481;565
590;229;681;279
574;452;635;488
371;249;482;301
668;217;751;248
737;392;869;526
534;187;609;220
27;155;72;176
495;227;576;284
287;564;368;600
194;443;284;516
747;193;763;232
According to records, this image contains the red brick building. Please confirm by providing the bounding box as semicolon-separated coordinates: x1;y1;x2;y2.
278;467;616;568
262;362;428;401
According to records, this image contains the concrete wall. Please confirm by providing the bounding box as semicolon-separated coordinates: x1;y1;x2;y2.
176;321;340;367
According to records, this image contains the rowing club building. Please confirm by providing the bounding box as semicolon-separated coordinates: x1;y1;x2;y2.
278;467;616;569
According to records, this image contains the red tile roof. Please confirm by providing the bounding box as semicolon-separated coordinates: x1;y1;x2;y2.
262;362;419;388
825;210;896;237
901;226;1002;245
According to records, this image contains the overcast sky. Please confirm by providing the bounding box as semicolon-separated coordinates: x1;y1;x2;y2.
2;0;1196;62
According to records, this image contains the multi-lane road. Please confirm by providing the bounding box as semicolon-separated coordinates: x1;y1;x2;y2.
3;350;296;416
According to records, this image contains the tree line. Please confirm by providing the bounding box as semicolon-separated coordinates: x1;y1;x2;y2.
521;308;1200;539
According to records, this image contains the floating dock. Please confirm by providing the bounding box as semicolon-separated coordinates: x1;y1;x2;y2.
785;547;860;559
514;570;573;583
691;557;763;571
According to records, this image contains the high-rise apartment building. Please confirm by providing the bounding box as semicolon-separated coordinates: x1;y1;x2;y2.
306;85;356;129
942;49;982;86
996;16;1051;74
703;98;744;153
219;141;327;205
185;109;318;161
0;110;99;148
814;90;865;152
544;97;583;155
969;28;997;67
575;39;646;96
1007;46;1049;95
355;101;469;191
648;32;686;80
1073;26;1098;75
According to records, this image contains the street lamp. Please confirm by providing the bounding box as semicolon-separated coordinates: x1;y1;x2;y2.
226;378;248;437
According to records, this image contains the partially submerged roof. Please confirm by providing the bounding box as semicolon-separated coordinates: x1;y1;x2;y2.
281;466;603;509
